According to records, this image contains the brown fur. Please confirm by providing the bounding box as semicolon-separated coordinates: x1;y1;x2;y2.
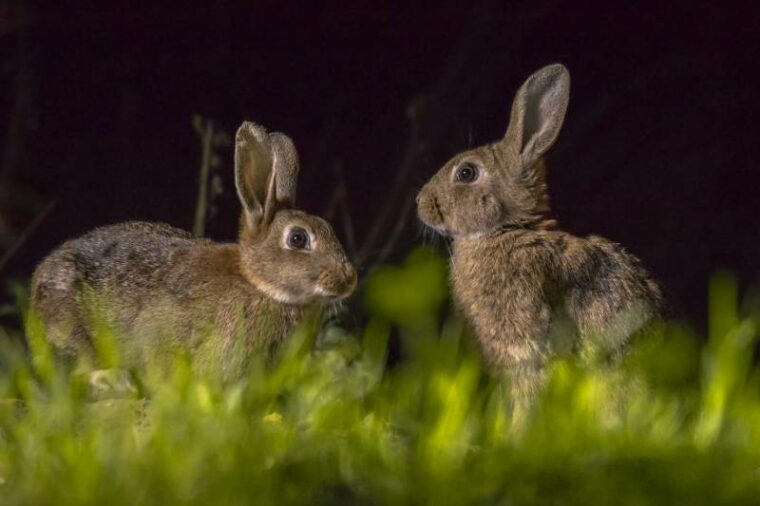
416;65;662;394
30;122;356;380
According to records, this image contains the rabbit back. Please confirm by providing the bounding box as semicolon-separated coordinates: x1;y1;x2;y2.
31;222;196;355
563;234;662;358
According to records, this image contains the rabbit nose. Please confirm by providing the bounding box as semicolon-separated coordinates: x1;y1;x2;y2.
415;193;422;204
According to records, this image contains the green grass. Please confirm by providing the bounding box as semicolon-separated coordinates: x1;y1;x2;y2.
1;248;759;505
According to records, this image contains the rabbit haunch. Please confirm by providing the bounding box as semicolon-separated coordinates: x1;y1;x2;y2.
30;121;356;377
416;64;662;382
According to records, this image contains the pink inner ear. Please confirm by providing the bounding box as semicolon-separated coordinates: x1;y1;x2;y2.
517;67;569;159
263;167;279;225
235;121;275;218
270;133;299;207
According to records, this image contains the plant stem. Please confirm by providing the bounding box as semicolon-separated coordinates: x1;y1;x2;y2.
193;119;215;237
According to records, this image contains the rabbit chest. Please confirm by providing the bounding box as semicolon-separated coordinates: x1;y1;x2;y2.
450;231;574;367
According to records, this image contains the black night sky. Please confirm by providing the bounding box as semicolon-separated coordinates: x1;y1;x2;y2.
1;1;758;328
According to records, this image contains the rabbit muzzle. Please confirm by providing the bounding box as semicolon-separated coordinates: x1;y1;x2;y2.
416;191;448;235
315;258;357;301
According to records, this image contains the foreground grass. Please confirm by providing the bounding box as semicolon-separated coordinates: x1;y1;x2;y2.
1;250;759;505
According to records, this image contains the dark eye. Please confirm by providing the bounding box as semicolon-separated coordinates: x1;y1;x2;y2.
286;227;310;250
455;162;479;183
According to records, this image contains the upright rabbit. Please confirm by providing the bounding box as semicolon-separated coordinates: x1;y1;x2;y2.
30;121;357;379
416;64;662;394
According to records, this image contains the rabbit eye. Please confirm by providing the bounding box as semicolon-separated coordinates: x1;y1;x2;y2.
285;227;310;250
454;162;479;183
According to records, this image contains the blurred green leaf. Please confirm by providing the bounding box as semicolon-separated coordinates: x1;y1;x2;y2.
364;247;448;326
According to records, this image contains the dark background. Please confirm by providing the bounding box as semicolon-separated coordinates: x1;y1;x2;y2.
1;0;757;328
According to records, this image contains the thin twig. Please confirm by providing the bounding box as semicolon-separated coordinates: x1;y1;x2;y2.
376;189;415;265
356;97;428;265
336;177;357;261
322;161;344;223
323;162;358;261
192;117;215;237
0;199;55;275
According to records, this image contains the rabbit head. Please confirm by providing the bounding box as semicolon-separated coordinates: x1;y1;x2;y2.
417;64;570;237
234;121;356;304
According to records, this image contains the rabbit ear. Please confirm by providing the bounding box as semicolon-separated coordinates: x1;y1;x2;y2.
502;64;570;167
235;121;278;230
270;132;299;207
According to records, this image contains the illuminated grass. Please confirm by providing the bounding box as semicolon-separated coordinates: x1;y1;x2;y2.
1;250;759;505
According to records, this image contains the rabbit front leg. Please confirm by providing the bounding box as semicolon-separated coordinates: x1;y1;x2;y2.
452;266;554;399
490;292;555;399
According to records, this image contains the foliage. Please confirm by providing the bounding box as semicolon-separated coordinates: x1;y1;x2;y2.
0;249;759;505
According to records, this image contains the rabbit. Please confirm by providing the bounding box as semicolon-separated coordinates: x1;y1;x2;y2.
30;121;357;380
416;64;662;396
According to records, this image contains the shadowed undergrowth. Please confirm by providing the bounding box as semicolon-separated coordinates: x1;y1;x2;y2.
1;249;759;505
